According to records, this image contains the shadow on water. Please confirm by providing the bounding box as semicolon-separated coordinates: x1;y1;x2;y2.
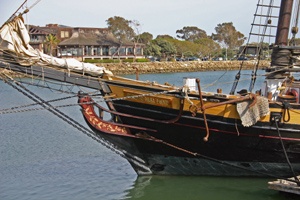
123;176;298;200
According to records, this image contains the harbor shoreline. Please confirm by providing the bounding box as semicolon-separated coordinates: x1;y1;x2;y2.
102;60;270;75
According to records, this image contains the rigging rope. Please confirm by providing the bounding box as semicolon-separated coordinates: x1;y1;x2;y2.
0;65;264;115
274;115;300;186
1;73;151;172
290;0;300;45
0;68;178;114
230;0;278;94
249;0;276;92
1;65;300;178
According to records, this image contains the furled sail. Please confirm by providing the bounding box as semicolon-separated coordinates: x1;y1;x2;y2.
0;15;112;76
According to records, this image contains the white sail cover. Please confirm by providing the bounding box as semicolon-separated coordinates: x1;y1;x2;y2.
0;16;112;76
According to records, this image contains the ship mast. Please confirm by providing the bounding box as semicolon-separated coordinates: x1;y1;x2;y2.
275;0;294;46
269;0;297;77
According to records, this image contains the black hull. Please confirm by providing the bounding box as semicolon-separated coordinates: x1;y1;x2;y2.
88;122;300;177
79;95;300;177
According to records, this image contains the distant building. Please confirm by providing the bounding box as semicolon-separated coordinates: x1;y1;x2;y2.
239;44;260;56
28;24;58;53
238;44;271;60
28;24;144;61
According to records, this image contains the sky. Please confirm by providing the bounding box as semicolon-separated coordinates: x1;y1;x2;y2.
0;0;256;38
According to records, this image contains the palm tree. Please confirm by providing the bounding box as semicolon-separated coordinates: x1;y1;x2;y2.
45;34;60;56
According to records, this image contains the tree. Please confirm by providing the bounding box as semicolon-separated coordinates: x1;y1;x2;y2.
168;39;200;57
195;37;221;59
129;20;143;61
211;22;245;60
153;38;176;59
138;32;153;44
130;20;141;39
106;16;135;42
176;26;207;42
144;42;161;57
156;35;174;40
45;34;59;56
155;35;198;58
212;22;245;49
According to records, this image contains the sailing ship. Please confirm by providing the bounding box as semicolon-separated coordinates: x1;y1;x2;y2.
0;0;300;179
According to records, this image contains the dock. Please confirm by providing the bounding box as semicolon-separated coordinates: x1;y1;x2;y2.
268;176;300;195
